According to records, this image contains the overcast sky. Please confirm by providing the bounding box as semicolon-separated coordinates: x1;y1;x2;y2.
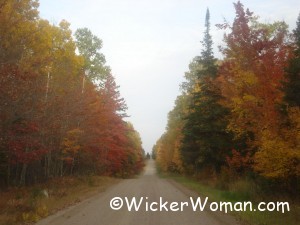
38;0;299;153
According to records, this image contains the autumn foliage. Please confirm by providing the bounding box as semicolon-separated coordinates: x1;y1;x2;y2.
0;0;144;186
154;1;299;194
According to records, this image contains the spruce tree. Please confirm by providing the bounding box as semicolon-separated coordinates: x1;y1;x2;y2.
181;9;233;173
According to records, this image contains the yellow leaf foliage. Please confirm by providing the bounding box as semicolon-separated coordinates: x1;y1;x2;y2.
61;129;83;158
254;107;300;178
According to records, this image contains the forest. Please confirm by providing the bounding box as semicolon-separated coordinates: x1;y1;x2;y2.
154;1;300;195
0;0;145;187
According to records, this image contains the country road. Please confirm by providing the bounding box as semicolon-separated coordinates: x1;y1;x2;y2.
36;160;240;225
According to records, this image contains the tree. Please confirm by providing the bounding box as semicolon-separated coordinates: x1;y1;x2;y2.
181;8;233;173
0;0;49;185
217;1;296;181
74;28;110;85
283;13;300;107
218;2;290;139
0;1;144;186
0;0;39;66
155;95;187;173
123;122;144;175
253;13;300;183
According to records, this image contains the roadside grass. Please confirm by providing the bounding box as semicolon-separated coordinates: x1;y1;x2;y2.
0;176;120;225
163;173;300;225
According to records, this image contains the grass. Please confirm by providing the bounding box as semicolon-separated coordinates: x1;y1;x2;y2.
163;173;300;225
0;176;120;225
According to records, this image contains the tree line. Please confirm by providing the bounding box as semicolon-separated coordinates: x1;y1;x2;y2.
0;0;144;187
154;1;299;194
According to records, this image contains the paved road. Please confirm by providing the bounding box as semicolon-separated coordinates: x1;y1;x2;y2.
36;160;240;225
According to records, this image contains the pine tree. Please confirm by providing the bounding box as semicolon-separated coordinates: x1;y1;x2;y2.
181;9;233;173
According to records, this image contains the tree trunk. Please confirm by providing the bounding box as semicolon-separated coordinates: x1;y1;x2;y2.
19;163;27;186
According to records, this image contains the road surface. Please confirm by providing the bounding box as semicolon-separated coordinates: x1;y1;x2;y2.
36;160;240;225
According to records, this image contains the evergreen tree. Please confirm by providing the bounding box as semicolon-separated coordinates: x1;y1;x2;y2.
181;9;233;173
283;13;300;107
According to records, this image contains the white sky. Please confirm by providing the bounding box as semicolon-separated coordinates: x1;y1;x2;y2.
38;0;299;153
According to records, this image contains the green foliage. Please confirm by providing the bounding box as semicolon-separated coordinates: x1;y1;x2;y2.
74;28;110;83
181;8;233;173
283;13;300;107
168;173;299;225
155;2;299;199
